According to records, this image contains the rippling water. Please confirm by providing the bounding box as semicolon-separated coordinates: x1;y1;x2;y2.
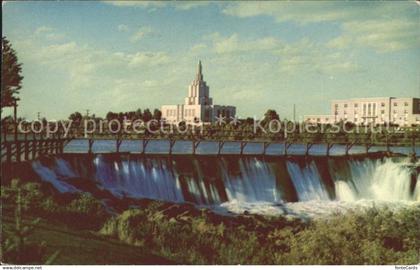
64;139;420;156
31;153;419;218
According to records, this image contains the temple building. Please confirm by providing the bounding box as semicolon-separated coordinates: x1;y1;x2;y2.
161;61;236;125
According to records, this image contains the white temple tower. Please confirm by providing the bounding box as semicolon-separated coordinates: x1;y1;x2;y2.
161;60;236;125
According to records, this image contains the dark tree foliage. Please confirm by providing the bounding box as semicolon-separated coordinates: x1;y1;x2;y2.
264;109;280;122
69;112;83;123
153;109;162;121
142;109;152;122
1;37;23;108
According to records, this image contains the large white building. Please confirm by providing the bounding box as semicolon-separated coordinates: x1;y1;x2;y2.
161;61;236;125
305;97;420;126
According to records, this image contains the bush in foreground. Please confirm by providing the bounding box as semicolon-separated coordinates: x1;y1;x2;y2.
101;203;420;264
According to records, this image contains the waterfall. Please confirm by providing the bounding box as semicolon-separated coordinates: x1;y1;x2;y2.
335;181;356;201
54;158;78;178
221;157;282;203
286;160;330;201
335;158;418;201
93;155;184;202
32;160;78;193
30;155;418;207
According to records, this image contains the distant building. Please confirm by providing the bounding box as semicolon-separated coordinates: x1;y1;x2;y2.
161;61;236;125
305;97;420;126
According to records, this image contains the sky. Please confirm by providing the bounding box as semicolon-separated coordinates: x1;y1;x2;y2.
2;1;420;120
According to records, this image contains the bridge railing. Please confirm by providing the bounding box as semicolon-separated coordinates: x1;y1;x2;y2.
0;132;73;163
1;128;418;159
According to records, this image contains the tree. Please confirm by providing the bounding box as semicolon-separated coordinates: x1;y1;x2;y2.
263;109;280;122
143;109;152;122
135;109;143;120
106;111;118;122
1;37;23;109
153;109;162;121
69;112;83;123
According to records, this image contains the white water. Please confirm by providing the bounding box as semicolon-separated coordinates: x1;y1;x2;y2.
221;157;282;203
286;160;330;201
335;158;418;201
32;160;79;193
93;156;184;201
31;155;419;217
216;199;419;219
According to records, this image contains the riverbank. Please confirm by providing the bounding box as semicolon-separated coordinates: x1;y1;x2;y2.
2;178;419;264
1;213;173;264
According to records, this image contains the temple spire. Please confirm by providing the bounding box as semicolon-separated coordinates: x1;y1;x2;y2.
196;60;203;81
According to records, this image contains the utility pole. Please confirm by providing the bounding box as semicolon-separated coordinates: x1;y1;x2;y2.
293;104;296;123
37;112;41;121
86;109;90;118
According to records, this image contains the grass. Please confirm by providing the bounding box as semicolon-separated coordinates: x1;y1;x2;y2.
1;214;173;265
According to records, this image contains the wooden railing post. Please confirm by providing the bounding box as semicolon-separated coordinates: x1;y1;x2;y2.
88;138;94;154
262;142;271;155
326;142;334;157
169;139;176;155
412;136;416;155
192;140;201;155
24;133;29;161
39;133;44;155
116;138;122;153
15;141;21;162
141;139;150;154
240;141;247;155
6;142;12;163
32;135;37;160
305;142;313;156
60;139;65;154
218;141;225;155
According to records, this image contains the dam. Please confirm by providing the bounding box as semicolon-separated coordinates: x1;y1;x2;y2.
25;153;419;217
3;138;419;218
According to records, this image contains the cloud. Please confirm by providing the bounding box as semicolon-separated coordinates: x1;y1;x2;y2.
202;33;359;75
326;36;352;50
275;39;359;74
104;1;166;8
34;26;65;41
130;26;153;42
222;2;358;23
104;1;211;10
190;43;207;54
206;32;282;54
117;24;129;32
223;2;419;53
328;19;420;53
128;52;171;67
35;26;54;35
174;2;212;10
222;1;415;24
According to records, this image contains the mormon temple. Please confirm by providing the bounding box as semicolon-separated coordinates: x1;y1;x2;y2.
161;61;236;125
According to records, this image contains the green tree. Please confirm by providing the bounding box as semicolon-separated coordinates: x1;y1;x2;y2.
106;111;118;122
153;109;162;121
135;109;143;120
1;37;23;109
69;112;83;124
263;109;280;122
143;109;152;122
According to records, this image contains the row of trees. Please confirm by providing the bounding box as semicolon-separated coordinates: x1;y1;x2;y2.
68;109;163;124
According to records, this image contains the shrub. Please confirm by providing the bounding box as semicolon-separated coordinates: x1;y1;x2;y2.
100;204;420;265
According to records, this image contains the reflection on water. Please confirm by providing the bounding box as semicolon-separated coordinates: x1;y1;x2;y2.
65;139;420;156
